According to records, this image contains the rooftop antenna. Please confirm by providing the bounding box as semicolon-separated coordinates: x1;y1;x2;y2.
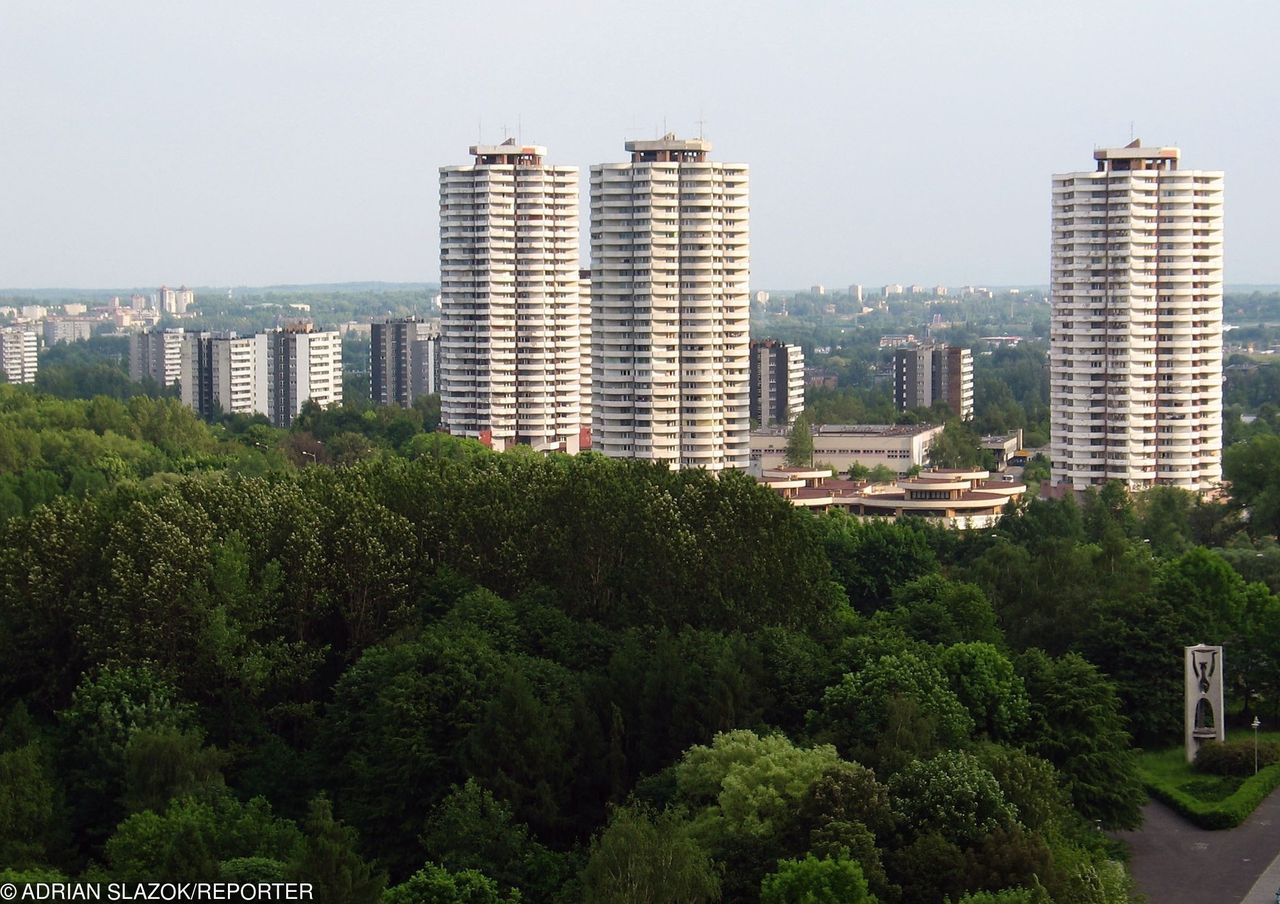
697;111;706;140
1129;120;1134;142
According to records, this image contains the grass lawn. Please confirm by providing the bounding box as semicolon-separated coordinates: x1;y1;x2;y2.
1137;729;1280;829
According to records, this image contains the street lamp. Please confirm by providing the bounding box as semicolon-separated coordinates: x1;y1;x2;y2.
1254;716;1262;775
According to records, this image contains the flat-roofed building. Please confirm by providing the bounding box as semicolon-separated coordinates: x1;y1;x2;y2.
131;327;185;389
371;317;440;407
43;318;98;345
0;328;38;384
758;466;1025;529
1050;142;1223;491
749;339;804;427
266;325;342;427
750;423;942;476
591;134;750;470
893;342;973;420
440;139;583;453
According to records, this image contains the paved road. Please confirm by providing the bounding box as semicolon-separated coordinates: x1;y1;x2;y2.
1115;792;1280;904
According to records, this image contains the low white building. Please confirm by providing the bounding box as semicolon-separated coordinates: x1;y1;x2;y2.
750;423;942;476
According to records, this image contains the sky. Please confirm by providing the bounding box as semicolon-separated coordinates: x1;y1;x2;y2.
1;0;1276;290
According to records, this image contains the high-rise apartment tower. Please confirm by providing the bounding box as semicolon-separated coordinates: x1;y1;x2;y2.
749;339;804;427
371;318;440;407
893;343;973;420
591;134;750;470
0;329;38;384
1050;142;1223;491
439;140;583;452
266;325;342;427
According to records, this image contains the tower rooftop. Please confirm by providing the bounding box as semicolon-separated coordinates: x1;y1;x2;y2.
1093;140;1179;172
624;133;710;162
469;138;546;165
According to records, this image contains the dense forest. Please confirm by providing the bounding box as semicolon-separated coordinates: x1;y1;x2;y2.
3;379;1280;902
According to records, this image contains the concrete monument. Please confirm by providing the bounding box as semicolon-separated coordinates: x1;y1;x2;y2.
1185;644;1226;763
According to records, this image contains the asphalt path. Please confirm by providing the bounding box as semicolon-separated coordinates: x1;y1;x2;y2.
1115;792;1280;904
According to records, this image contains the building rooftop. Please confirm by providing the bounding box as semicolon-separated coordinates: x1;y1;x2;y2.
468;138;547;166
752;423;941;438
1093;140;1179;172
625;133;710;162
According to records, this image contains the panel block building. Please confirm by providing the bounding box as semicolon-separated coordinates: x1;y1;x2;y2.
371;317;441;407
749;339;804;427
893;343;973;420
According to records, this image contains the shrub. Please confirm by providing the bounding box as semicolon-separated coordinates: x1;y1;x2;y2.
1193;739;1280;776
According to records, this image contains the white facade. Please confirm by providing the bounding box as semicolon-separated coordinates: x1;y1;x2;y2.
750;423;943;476
131;328;185;388
439;140;583;452
0;329;38;384
1050;143;1224;491
43;318;97;345
578;269;592;432
212;334;268;416
591;134;750;470
267;327;342;427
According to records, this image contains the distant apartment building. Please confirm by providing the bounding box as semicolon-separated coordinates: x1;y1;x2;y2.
893;343;974;420
591;134;750;470
439;140;583;452
0;328;38;384
43;318;97;345
850;284;863;304
878;334;917;349
371;317;441;407
882;284;904;298
130;328;185;389
578;269;592;431
1050;142;1223;491
266;325;342;427
750;423;942;476
157;285;194;315
181;332;268;418
749;339;804;427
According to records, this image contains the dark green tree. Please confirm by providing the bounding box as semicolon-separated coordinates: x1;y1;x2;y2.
288;796;385;904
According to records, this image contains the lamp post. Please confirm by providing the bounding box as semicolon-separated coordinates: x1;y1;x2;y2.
1254;716;1262;775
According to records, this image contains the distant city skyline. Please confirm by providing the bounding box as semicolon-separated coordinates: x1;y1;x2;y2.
1;1;1276;288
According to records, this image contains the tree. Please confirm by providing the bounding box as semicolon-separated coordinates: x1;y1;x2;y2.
821;515;937;614
928;420;985;469
382;863;518;904
105;793;301;882
1014;650;1144;829
939;643;1030;741
888;751;1016;846
287;797;385;904
58;665;198;851
121;728;227;815
809;651;973;759
1224;434;1280;536
759;853;873;904
580;804;720;904
784;414;814;467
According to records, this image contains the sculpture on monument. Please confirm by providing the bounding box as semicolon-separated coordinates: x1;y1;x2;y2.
1185;644;1226;763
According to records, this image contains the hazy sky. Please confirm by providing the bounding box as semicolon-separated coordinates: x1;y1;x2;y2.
2;1;1276;289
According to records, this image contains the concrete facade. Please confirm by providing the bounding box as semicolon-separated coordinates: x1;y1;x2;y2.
591;134;750;470
1050;142;1223;491
440;140;583;453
